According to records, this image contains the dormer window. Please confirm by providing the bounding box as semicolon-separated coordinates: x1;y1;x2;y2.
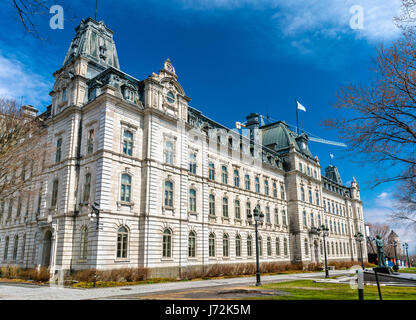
62;88;67;102
122;86;136;102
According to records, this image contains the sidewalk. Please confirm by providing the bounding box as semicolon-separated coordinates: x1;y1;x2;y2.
0;270;350;300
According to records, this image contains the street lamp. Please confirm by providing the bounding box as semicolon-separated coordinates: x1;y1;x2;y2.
390;240;399;272
402;243;410;268
354;232;365;270
247;204;264;286
317;225;329;278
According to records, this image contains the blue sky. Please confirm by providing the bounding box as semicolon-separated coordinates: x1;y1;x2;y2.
1;0;413;253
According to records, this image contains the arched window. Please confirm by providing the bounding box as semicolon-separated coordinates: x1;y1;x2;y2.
3;236;9;260
209;233;215;257
223;234;229;257
122;130;133;156
222;166;228;184
276;237;280;256
83;173;91;203
117;226;129;258
235;234;241;257
164;180;173;207
189;189;196;212
80;227;88;260
304;238;309;256
162;229;172;258
222;197;228;217
188;231;196;258
247;235;253;257
209;194;215;216
121;174;131;202
12;235;18;261
267;237;272;256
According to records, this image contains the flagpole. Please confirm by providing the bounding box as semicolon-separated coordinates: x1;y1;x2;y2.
295;99;299;135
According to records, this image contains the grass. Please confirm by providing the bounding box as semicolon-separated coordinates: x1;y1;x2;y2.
253;280;416;300
398;267;416;274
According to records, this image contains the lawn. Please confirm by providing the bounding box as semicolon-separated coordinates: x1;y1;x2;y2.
398;267;416;274
253;280;416;300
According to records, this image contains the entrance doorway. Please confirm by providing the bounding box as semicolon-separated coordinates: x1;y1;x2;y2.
42;230;52;267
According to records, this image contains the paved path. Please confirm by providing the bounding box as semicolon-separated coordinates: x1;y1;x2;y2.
0;270;351;300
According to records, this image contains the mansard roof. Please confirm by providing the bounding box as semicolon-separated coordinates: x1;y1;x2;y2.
62;17;120;70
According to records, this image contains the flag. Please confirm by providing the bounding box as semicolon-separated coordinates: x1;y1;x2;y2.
297;101;306;112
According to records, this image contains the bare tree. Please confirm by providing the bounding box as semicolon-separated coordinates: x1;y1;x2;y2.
0;98;46;203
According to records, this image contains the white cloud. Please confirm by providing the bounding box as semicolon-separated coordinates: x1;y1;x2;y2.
0;51;52;110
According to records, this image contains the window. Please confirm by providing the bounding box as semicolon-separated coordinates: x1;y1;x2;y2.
245;175;250;190
121;174;131;202
282;210;287;226
12;235;18;261
307;166;310;175
301;187;305;201
87;129;94;155
209;233;215;257
208;163;215;180
164;141;174;164
80;227;88;260
299;162;303;172
318;214;321;227
235;235;241;257
166;91;175;104
303;211;307;227
280;183;285;199
274;209;279;225
51;180;59;207
324;200;327;212
255;177;260;193
234;169;239;187
117;226;129;258
284;238;288;256
235;200;240;219
258;236;263;256
83;173;91;203
162;229;172;258
221;166;228;184
310;213;314;228
308;190;312;203
188;231;196;258
305;239;309;255
0;201;4;223
222;197;228;217
4;236;9;260
209;194;215;216
122;130;133;156
62;88;67;102
264;180;269;195
21;234;26;261
266;206;270;223
267;237;272;256
7;200;13;220
273;182;277;198
189;189;196;212
246;202;251;219
56;138;62;163
316;192;320;206
189;153;196;174
247;236;253;257
16;197;22;217
164;180;173;207
276;238;280;256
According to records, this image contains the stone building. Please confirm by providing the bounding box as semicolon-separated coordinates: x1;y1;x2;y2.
0;17;367;277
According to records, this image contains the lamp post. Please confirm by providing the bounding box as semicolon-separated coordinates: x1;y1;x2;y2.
247;204;264;286
390;240;399;272
317;225;329;278
402;243;410;268
88;202;100;287
354;232;365;270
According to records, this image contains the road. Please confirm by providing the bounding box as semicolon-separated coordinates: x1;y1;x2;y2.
0;270;351;300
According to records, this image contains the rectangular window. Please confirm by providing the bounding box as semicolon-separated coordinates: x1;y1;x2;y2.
164;141;174;164
55;138;62;163
208;163;215;180
122;130;133;156
235;200;240;219
51;180;59;207
87;129;94;155
189;153;197;174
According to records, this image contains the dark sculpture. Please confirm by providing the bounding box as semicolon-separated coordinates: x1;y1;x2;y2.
375;235;387;267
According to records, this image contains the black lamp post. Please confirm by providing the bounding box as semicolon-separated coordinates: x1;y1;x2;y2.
88;202;100;287
390;240;399;272
317;225;329;278
247;205;264;286
402;243;410;268
354;232;365;270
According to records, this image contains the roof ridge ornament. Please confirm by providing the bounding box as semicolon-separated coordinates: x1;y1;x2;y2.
164;58;176;75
